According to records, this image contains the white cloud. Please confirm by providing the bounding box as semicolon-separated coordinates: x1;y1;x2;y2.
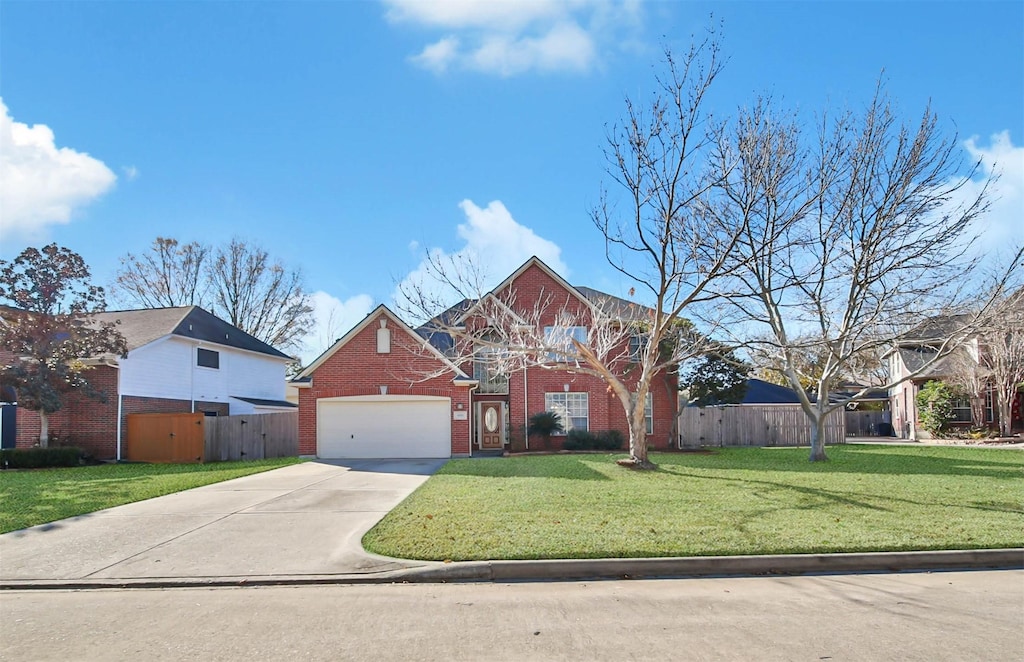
950;131;1023;259
299;290;375;366
0;98;117;239
384;0;642;77
394;199;568;318
122;165;139;181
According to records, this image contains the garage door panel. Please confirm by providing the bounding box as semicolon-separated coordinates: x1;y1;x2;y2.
317;398;451;459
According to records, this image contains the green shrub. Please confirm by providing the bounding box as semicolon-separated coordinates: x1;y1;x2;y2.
563;429;625;451
1;447;84;469
916;381;954;436
527;411;563;449
597;429;625;450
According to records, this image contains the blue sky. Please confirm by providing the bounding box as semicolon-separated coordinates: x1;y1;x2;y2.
2;1;1022;362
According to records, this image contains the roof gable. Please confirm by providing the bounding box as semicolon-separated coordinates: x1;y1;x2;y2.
297;304;471;380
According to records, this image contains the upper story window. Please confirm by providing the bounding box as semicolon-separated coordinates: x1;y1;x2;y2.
197;348;220;369
474;340;509;394
543;326;587;362
629;334;649;363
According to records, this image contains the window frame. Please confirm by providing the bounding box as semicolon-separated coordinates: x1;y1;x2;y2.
543;326;588;363
544;391;589;433
196;347;220;370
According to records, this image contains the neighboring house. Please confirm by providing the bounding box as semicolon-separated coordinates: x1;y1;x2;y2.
887;314;1021;439
294;257;678;459
1;306;295;459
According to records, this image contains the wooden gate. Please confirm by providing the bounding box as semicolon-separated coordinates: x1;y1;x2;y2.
126;413;205;463
203;412;298;462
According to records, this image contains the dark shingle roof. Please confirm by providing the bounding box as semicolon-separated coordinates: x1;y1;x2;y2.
92;306;291;359
574;286;653;322
230;396;297;408
740;378;804;404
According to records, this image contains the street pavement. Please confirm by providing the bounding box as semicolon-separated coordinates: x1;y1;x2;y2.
2;571;1022;661
0;459;443;584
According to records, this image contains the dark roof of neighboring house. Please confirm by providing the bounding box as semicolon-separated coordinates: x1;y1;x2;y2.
230;396;297;408
92;306;291;360
740;378;804;404
574;286;654;322
899;314;971;343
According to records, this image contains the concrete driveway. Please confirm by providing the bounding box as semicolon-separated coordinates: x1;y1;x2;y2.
0;459;445;584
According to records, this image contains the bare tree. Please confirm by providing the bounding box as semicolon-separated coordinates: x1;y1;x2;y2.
711;86;1022;460
945;345;990;428
584;35;753;468
207;238;314;354
111;237;209;308
399;36;747;469
978;289;1024;436
113;237;314;355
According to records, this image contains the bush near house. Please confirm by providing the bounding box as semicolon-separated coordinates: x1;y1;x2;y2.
917;380;955;436
1;447;84;469
563;429;625;451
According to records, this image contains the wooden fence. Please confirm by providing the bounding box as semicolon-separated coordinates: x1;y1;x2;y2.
678;405;846;448
204;412;298;462
125;411;298;463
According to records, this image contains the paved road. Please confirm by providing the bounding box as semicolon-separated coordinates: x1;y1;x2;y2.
0;459;443;582
2;570;1021;661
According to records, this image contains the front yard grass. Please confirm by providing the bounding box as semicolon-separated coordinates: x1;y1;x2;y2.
363;446;1024;560
0;457;303;533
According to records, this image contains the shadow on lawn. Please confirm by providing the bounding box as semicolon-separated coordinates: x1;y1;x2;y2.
654;446;1024;480
442;456;611;481
663;467;1024;519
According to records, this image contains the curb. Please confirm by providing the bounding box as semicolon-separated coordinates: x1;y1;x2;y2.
2;548;1021;591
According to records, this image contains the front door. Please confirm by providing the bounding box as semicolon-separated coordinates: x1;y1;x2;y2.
479;402;504;449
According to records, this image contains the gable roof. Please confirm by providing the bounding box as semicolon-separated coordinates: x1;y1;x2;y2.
296;304;472;381
91;306;291;360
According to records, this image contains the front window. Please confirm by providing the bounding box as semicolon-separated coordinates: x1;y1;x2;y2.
644;393;653;434
544;326;587;362
951;395;972;423
545;392;589;432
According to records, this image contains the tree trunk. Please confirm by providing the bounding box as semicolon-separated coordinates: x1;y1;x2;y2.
808;412;828;462
38;411;49;448
626;392;656;470
998;394;1012;438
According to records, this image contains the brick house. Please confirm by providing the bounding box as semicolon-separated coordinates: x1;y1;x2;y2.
295;257;679;459
1;306;295;459
888;314;1023;439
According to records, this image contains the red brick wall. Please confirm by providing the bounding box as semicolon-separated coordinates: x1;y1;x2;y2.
299;310;471;456
491;263;679;450
12;366;118;459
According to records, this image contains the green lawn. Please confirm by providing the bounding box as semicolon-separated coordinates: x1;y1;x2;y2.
363;446;1024;560
0;458;303;534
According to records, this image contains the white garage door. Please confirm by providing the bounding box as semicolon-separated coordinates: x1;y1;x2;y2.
317;395;452;459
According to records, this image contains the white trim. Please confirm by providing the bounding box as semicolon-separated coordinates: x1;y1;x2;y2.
318;394;451;403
